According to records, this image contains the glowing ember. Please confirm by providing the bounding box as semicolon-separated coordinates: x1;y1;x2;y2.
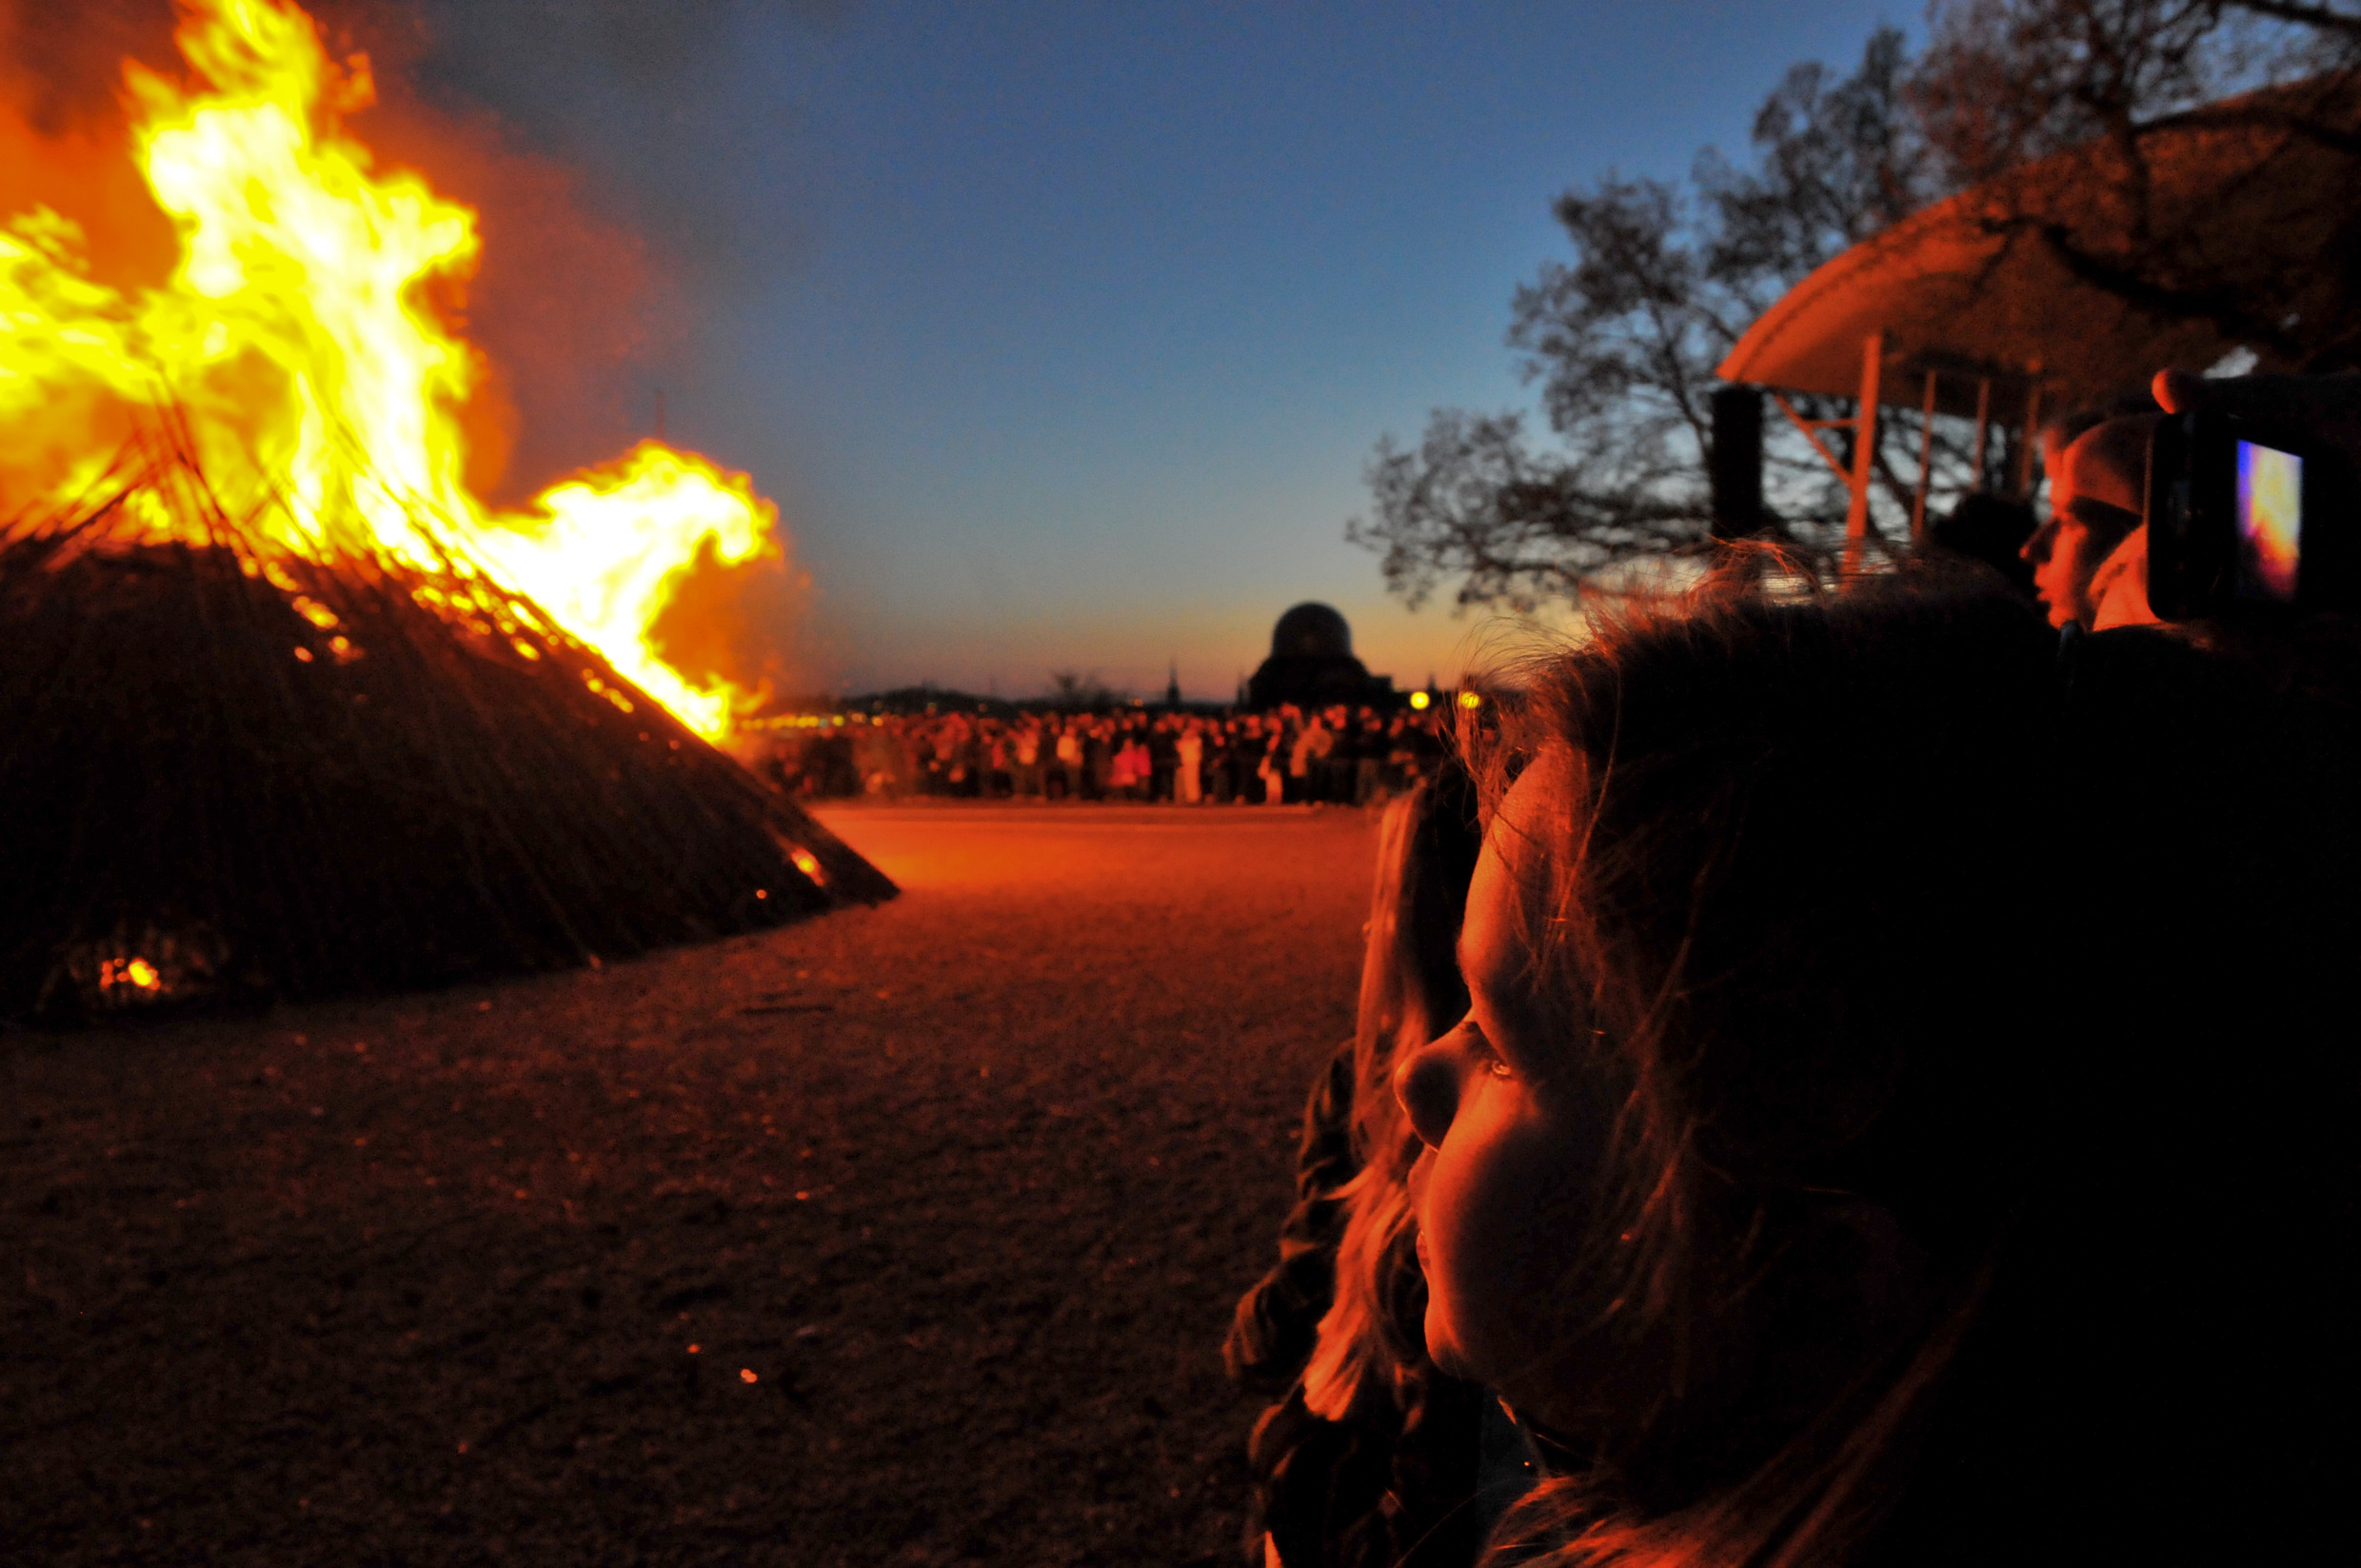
99;957;164;993
790;848;826;886
0;0;782;740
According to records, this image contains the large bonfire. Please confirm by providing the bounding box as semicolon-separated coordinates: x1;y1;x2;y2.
0;0;893;1022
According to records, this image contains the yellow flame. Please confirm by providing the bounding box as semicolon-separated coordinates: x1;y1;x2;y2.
483;444;777;741
0;0;777;740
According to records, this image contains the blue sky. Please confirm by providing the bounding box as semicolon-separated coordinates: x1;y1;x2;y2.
412;0;1914;699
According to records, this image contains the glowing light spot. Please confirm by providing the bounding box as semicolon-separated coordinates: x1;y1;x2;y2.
790;848;825;886
753;888;767;900
739;1368;757;1384
1408;690;1431;710
97;955;166;993
687;1344;700;1354
1458;690;1483;709
291;645;313;662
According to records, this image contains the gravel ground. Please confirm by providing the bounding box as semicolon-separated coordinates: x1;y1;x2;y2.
1;804;1379;1568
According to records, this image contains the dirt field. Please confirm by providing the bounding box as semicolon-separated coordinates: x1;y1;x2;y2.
2;804;1380;1568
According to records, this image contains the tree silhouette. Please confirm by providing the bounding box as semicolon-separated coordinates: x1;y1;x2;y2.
1356;2;2361;611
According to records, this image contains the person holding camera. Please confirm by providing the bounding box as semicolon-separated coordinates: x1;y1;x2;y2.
2084;368;2361;629
2022;402;2157;628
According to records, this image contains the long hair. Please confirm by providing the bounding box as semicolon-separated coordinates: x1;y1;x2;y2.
1302;770;1483;1419
1465;571;2360;1565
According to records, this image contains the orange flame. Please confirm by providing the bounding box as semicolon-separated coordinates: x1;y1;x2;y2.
0;0;778;739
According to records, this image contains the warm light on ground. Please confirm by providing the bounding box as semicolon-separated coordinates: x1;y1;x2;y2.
3;806;1377;1562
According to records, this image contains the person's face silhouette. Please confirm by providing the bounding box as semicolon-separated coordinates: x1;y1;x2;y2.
1396;759;1612;1431
2025;420;2150;627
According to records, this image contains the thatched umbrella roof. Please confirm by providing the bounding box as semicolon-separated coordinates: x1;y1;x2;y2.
1718;78;2361;417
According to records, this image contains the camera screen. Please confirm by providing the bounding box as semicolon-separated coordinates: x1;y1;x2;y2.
2235;439;2304;603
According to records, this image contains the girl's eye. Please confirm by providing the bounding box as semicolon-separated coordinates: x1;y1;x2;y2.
1464;1022;1511;1079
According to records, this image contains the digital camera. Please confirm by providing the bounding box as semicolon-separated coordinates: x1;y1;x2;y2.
2146;410;2354;619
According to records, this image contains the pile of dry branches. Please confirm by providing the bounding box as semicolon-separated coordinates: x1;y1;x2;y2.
0;423;894;1025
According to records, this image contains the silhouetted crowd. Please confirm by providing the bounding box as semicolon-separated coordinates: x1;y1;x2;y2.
758;703;1455;805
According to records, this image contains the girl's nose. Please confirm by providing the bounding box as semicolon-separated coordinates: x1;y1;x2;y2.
1395;1027;1464;1150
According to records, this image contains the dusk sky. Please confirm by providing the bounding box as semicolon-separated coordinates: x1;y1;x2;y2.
407;0;1914;700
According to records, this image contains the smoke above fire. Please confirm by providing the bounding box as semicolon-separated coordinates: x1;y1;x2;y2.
0;0;807;737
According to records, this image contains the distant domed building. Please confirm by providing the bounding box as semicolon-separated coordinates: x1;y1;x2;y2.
1245;602;1395;710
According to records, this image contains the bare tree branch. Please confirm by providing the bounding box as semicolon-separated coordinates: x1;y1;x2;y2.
1351;29;1934;610
2226;0;2361;39
1354;1;2361;614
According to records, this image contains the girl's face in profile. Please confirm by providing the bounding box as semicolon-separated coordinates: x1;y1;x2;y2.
1395;759;1614;1432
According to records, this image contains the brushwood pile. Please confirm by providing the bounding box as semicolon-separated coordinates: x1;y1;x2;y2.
0;431;894;1025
